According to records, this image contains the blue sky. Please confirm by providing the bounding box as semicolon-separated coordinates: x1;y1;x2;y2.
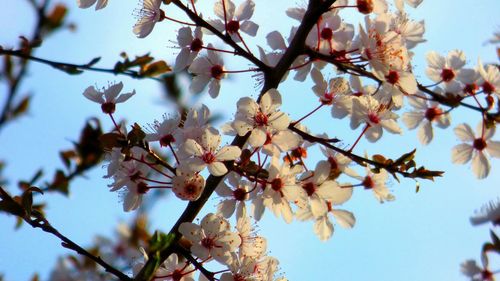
0;0;499;280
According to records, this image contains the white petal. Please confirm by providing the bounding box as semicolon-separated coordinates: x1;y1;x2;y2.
454;123;475;142
83;86;104;103
235;0;254;21
208;79;221;98
402;111;424;130
417;121;433;145
215;146;241;161
451;144;473;164
486;141;500;158
208;162;228;176
331;209;356;228
266;31;287;50
314;216;333;241
472;152;490;179
240;21;259;36
189;75;211;94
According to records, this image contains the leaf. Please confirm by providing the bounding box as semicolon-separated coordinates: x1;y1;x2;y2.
21;187;44;217
127;123;146;145
140;61;171;77
11;95;31;118
49;170;69;195
51;64;83;75
46;4;67;30
0;188;25;217
85;57;101;67
149;231;176;252
394;149;416;166
99;132;125;150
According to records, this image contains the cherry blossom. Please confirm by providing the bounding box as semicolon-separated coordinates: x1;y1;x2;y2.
83;82;135;114
402;96;450;145
350;95;402;142
188;44;226;98
232;89;291;148
172;170;205;201
426;50;466;88
215;172;255;218
145;114;181;147
209;0;259;41
174;27;204;72
180;127;241;176
477;58;500;97
133;0;164;38
179;213;241;264
356;168;395;203
451;123;500;179
460;260;494;281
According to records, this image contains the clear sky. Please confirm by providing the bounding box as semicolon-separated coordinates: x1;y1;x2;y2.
0;0;499;280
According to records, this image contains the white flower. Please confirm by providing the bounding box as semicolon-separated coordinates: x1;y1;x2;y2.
356;168;395;203
180;127;241;176
209;0;259;41
478;58;500;97
133;0;163;38
109;159;150;211
402;96;450;145
77;0;108;10
394;0;423;11
188;44;226;98
172;170;205;201
355;0;388;14
451;123;500;179
83;82;135;114
233;89;290;148
470;198;500;226
460;260;494;281
235;214;267;258
350;96;402;142
216;172;255;219
174;27;203;72
179;213;241;265
425;50;466;88
145;114;181;147
256;157;305;223
311;68;352;118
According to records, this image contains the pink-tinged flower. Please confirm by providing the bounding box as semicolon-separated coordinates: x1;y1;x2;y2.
179;213;241;265
402;96;450;145
188;44;226;98
477;58;500;97
77;0;108;10
426;50;466;88
179;104;211;144
133;0;163;38
83;82;135;114
261;129;301;157
174;27;203;72
220;256;258;281
145;114;181;147
209;0;259;41
255;157;305;223
350;96;402;142
311;68;352;118
460;260;494;281
235;214;267;258
451;123;500;179
470;198;500;226
373;62;418;98
356;168;395;203
172;170;205;201
109;158;150;212
233;89;290;148
320;144;359;178
216;172;255;219
180;127;241;176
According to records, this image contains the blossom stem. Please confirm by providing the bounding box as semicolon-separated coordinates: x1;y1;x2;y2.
287;59;311;70
138;176;171;185
190;0;197;14
237;32;253;55
108;113;123;135
147;185;172;189
130;156;173;178
292;103;325;125
348;123;370;153
223;68;260;73
202;46;236;54
169;144;180;164
164;16;196;26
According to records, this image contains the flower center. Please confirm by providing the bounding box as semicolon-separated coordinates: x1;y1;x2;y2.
473;138;487;151
271;178;284;192
464;83;478;95
440;68;455;82
171;269;184;281
202;151;216;164
368;112;380;124
254;111;269;126
101;102;116;114
321;28;333;41
482;81;495;94
190;38;203;52
184;183;198;195
424;107;442;121
159;134;175;146
385;70;400;85
233;187;247;201
210;65;224;80
302;182;316;197
137;182;150;194
227;20;240;34
201;237;216;249
362;176;374;189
